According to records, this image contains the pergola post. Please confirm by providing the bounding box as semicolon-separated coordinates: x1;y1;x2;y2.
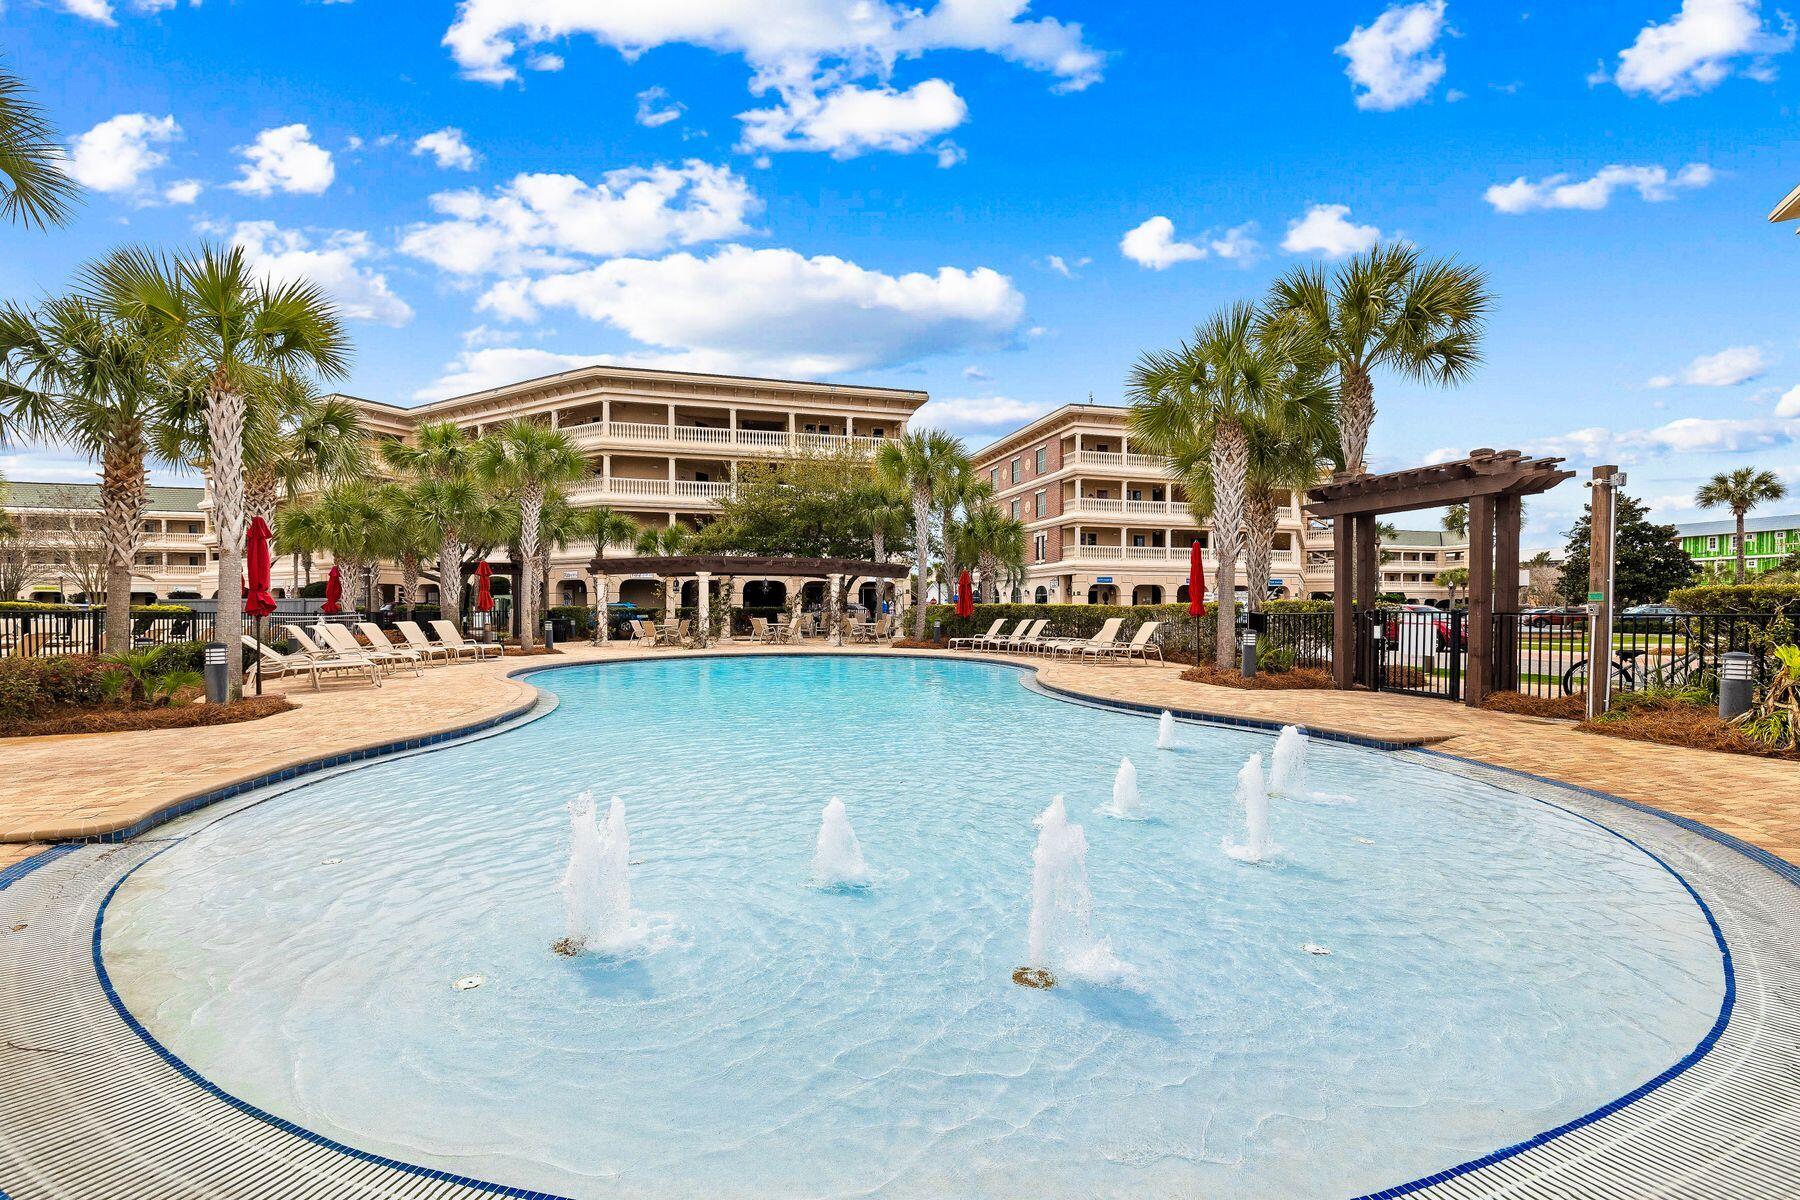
1332;515;1355;690
1352;513;1378;687
696;570;712;649
716;575;734;642
1466;495;1496;706
1492;494;1521;692
786;585;804;642
827;572;844;646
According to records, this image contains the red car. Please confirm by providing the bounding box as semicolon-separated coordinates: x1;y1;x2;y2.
1527;607;1586;629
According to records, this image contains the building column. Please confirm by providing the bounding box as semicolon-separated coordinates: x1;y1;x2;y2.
602;398;610;429
827;572;843;646
593;572;609;644
696;570;712;649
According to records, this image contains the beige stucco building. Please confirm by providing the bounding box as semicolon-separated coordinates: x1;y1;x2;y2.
2;481;213;603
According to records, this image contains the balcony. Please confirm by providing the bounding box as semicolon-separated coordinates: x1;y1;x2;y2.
562;420;888;457
565;477;733;507
1063;496;1184;518
1069;450;1172;474
1061;545;1302;568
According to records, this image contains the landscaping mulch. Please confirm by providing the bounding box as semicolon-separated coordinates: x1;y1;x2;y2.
891;638;948;650
1179;664;1335;690
1580;697;1800;761
0;695;295;739
1482;692;1586;721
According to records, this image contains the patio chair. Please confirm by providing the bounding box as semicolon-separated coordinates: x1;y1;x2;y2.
318;621;422;677
357;622;429;671
992;618;1047;652
430;619;501;660
950;619;1007;650
625;619;656;648
1048;617;1124;657
1087;620;1161;663
244;635;379;690
395;620;466;663
1014;620;1061;654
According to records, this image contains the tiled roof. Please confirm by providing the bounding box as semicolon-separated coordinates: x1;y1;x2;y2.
2;481;205;513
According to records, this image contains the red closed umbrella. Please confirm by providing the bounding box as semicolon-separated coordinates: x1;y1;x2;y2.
475;561;494;612
322;564;343;615
1187;541;1206;617
245;517;276;695
956;569;973;618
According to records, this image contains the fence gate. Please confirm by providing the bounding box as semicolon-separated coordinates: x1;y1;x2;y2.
1357;608;1464;701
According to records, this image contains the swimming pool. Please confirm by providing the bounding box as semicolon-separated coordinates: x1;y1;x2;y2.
100;656;1726;1199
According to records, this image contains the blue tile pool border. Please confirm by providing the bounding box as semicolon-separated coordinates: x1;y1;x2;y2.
22;649;1790;1200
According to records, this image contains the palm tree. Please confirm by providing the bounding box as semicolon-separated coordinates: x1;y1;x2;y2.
1130;302;1330;667
276;481;385;614
0;292;181;650
474;419;584;648
249;382;367;551
1442;502;1468;539
380;421;485;630
0;61;80;230
1696;467;1789;583
854;479;911;565
876;428;966;638
1241;404;1338;610
1436;566;1470;606
534;488;583;618
375;482;438;608
86;245;349;699
578;505;643;641
1264;243;1489;477
955;502;1027;603
634;522;692;616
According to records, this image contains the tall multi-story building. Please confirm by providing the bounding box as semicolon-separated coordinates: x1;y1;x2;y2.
1376;529;1470;603
330;363;928;610
1674;514;1800;578
1;481;213;603
969;403;1328;605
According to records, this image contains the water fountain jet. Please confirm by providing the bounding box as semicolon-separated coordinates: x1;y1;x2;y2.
1101;757;1143;819
1023;796;1129;986
560;791;640;955
812;798;872;887
1224;754;1276;863
1156;710;1179;750
1269;726;1307;798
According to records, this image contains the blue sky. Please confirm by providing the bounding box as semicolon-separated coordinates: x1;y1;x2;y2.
3;0;1797;548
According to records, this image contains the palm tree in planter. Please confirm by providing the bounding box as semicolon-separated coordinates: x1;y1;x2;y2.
249;381;367;555
579;505;643;642
474;419;584;650
0;292;181;651
1130;302;1329;668
534;488;583;624
86;245;349;698
380;421;484;631
876;428;966;639
955;501;1028;603
0;61;81;230
276;481;385;614
1696;467;1788;583
1264;243;1489;477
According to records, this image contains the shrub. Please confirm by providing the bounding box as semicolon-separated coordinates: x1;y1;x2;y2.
0;601;192;615
0;654;113;717
548;604;597;633
1665;583;1800;613
924;600;1334;666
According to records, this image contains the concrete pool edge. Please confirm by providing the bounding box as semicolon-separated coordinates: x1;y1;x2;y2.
1;651;1795;1198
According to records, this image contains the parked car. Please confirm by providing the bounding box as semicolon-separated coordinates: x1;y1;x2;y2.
1433;613;1466;652
1620;603;1680;620
1382;604;1442;642
1526;606;1586;629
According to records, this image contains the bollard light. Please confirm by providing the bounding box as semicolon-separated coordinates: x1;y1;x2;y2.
1241;628;1258;679
1719;651;1755;721
203;640;228;704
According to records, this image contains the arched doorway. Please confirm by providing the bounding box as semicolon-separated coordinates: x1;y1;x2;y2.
1087;584;1119;605
617;578;660;610
1133;584;1163;605
742;580;787;610
558;579;588;606
1176;584;1190;603
1033;585;1048;604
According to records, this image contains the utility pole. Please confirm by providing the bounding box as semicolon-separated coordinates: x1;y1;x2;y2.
1585;465;1624;721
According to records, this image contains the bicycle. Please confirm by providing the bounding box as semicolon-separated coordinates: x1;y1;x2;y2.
1560;645;1706;697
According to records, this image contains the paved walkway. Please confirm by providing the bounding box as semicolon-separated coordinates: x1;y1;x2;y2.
2;643;1794;864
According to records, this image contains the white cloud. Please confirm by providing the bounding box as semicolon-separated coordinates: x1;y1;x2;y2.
228;124;336;196
1485;162;1714;213
442;0;1105;92
1607;0;1795;100
228;220;414;327
1044;254;1091;278
1120;217;1260;270
962;364;991;379
1647;345;1767;388
1775;384;1800;417
399;160;759;277
412;127;478;171
527;52;564;72
635;87;685;128
1530;413;1800;462
162;179;202;205
1336;1;1449;111
477;244;1026;377
738;78;967;160
56;0;116;23
416;346;601;401
911;395;1052;432
1281;204;1382;257
64;112;180;194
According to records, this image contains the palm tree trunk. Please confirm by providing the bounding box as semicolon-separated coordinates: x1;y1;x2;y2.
1735;509;1747;584
1210;420;1248;669
518;487;543;650
592;572;608;643
912;489;931;640
207;384;248;699
979;550;999;603
1243;488;1278;613
399;554;419;607
247;471;280;555
1339;364;1374;477
438;533;463;631
99;437;147;653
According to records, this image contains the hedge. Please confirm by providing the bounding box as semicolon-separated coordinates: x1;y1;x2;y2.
0;601;194;615
0;655;113;719
921;601;1335;664
1666;583;1800;614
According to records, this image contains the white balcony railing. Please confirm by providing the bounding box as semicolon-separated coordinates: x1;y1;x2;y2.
1060;545;1303;569
1070;450;1172;474
1063;496;1184;518
565;477;733;506
562;421;888;457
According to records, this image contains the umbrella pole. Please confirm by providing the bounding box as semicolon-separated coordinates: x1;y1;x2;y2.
255;614;264;696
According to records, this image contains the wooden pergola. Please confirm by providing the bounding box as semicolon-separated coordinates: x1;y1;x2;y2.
1306;449;1573;705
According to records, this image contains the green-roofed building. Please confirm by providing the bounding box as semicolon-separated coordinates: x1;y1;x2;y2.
1;479;214;603
1674;514;1800;578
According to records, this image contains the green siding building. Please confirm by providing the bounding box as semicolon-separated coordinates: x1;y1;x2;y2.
1674;514;1800;577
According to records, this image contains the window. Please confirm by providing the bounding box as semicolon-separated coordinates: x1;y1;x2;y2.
1034;447;1046;474
1034;585;1048;603
1128;488;1143;502
1082;531;1098;546
1034;490;1046;517
1011;500;1020;519
991;468;1000;488
694;471;710;482
1131;534;1146;547
1707;535;1718;551
1033;533;1047;562
1095;488;1110;500
1010;457;1021;484
871;427;885;438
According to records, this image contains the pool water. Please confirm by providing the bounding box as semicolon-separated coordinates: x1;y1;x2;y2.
103;657;1725;1199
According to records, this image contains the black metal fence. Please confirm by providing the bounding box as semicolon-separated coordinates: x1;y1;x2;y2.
0;610;219;658
1357;608;1465;700
1262;610;1334;670
1501;610;1782;699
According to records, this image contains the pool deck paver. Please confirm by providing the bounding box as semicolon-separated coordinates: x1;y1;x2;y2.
0;642;1793;863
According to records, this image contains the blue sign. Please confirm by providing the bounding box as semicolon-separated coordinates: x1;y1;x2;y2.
1095;576;1113;583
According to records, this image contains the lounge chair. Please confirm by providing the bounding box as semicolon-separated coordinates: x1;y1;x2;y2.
318;621;422;677
992;618;1047;652
1012;620;1059;654
950;619;1007;650
395;620;465;663
243;635;379;690
1116;621;1166;664
1048;617;1124;657
430;619;500;660
1086;620;1160;663
357;622;429;671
